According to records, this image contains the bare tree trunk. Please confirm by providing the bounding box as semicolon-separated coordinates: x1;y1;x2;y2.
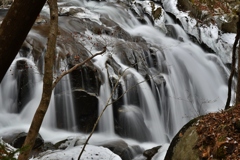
17;0;58;159
225;13;240;110
0;0;47;83
235;13;240;105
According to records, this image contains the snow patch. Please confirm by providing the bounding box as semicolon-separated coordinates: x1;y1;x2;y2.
33;145;121;160
160;0;236;64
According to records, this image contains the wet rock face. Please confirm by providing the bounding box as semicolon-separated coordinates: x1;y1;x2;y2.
221;15;238;33
73;90;98;133
0;8;8;19
116;105;152;142
2;131;44;149
143;145;161;160
16;60;34;113
96;139;143;160
16;61;28;112
70;66;100;95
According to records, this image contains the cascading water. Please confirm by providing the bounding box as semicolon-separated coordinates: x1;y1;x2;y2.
122;23;229;138
82;1;229;140
114;59;167;142
54;68;77;131
0;0;234;159
93;55;114;134
0;59;18;112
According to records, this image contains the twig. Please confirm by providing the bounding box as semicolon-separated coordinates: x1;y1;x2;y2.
52;46;106;89
77;67;128;160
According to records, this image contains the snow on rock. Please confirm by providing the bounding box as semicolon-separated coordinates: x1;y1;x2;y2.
221;33;236;45
0;137;19;159
160;0;236;64
137;1;167;33
32;145;122;160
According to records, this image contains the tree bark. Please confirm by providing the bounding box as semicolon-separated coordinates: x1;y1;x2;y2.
225;13;240;110
235;13;240;105
17;0;58;159
0;0;47;83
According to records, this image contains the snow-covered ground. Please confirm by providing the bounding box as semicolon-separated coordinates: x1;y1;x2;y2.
32;145;121;160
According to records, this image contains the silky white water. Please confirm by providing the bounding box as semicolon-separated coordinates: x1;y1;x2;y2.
0;1;232;159
93;54;115;135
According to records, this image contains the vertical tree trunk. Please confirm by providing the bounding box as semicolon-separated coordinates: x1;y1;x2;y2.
225;13;240;109
17;0;58;159
235;14;240;105
0;0;47;83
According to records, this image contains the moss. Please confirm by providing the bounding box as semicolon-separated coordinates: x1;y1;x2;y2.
165;117;201;160
172;126;200;160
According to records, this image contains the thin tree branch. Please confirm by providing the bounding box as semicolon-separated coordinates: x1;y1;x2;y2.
52;46;106;89
77;67;128;160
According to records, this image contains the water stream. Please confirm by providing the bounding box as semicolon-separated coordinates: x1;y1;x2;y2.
0;0;232;159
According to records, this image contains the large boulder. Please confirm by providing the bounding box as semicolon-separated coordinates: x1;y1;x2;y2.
94;139;143;160
165;106;240;160
164;118;200;160
1;131;44;149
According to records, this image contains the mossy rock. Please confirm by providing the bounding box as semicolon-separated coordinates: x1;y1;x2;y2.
164;118;200;160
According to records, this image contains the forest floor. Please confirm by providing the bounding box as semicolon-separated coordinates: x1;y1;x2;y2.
195;106;240;159
177;0;239;33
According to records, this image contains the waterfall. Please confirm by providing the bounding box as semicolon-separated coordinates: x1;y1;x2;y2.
16;57;56;128
54;74;76;131
81;1;229;140
115;59;167;142
1;58;19;112
122;23;229;137
129;69;167;143
93;54;115;135
54;61;77;131
0;1;233;159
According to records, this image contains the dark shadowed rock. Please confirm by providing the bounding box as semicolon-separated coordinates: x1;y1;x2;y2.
221;15;238;33
70;66;100;95
94;139;143;160
143;145;161;160
16;60;31;113
73;90;98;133
2;131;44;149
